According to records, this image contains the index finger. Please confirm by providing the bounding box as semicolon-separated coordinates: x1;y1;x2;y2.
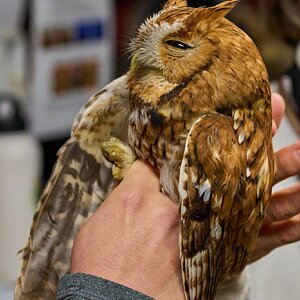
272;93;285;135
274;141;300;184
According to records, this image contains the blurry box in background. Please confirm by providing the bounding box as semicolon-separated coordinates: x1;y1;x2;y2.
28;0;115;140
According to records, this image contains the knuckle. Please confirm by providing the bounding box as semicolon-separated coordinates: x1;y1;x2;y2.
120;189;143;212
275;155;287;181
267;201;282;222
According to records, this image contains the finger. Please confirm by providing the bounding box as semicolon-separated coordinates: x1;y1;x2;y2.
272;120;277;136
260;215;300;250
271;92;285;135
264;183;300;224
274;141;300;184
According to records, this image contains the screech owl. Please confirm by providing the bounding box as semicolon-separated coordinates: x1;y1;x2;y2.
15;1;274;299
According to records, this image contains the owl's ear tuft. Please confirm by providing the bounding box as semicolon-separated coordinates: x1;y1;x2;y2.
208;0;239;18
163;0;187;10
183;0;238;30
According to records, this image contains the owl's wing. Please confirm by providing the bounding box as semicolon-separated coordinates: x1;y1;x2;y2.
179;113;247;300
15;75;130;299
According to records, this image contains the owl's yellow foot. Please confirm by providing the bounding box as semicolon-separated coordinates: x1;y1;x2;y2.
101;137;136;180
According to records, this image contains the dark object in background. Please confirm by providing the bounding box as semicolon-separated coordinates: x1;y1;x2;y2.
40;137;68;186
0;94;26;132
279;64;300;135
187;0;220;7
266;0;300;135
264;0;300;46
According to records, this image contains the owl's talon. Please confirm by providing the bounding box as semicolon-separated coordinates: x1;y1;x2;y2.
101;137;136;180
112;166;124;181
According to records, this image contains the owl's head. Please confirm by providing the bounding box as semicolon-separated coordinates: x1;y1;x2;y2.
130;0;255;84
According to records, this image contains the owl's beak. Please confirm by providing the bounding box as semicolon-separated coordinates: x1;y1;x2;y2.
130;53;138;70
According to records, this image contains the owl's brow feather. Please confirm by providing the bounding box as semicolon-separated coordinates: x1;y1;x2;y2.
129;17;184;69
129;7;194;54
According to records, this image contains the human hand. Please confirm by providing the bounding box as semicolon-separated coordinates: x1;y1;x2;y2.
71;161;184;300
251;93;300;262
71;93;299;294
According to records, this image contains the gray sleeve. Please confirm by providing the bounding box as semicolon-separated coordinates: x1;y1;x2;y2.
57;273;155;300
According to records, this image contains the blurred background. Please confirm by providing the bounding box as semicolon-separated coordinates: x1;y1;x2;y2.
0;0;299;299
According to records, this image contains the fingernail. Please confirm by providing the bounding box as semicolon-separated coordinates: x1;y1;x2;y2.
272;120;277;136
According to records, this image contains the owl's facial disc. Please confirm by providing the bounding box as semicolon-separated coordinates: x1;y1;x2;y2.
129;8;188;71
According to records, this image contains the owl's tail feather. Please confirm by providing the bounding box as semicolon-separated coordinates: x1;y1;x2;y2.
181;249;220;300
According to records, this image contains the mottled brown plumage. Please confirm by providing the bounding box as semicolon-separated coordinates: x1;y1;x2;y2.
15;1;274;299
15;76;130;299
